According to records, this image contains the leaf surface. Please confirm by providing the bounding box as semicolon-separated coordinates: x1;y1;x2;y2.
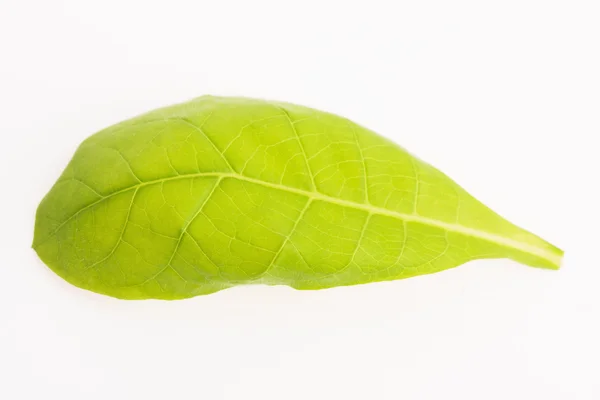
33;96;562;299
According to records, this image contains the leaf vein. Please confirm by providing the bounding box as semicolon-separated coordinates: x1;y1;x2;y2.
37;172;560;265
278;106;317;192
258;198;313;279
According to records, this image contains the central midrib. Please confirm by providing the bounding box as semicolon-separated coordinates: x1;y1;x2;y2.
42;171;560;264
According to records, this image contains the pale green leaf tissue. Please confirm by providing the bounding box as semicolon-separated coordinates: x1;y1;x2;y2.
33;96;562;300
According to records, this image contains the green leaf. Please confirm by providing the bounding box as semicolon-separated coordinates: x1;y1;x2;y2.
33;96;562;300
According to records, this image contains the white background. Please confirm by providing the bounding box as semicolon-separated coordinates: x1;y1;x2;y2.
1;1;599;399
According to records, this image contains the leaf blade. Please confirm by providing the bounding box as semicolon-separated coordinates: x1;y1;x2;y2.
33;96;562;299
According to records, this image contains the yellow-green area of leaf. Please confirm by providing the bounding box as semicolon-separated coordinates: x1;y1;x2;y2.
33;96;563;300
